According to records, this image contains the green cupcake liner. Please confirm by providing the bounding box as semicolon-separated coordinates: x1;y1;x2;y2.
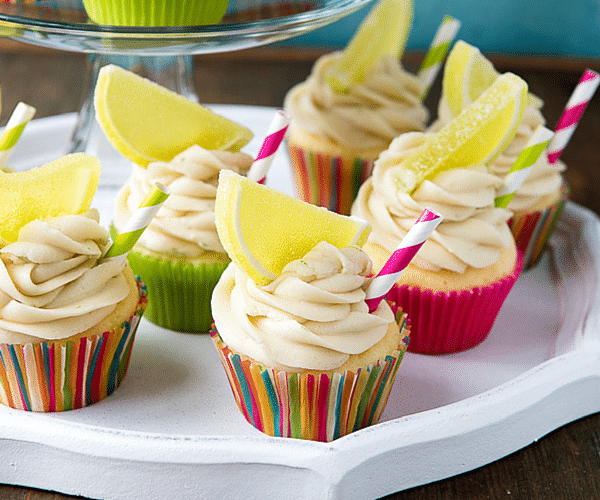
127;250;229;333
83;0;229;27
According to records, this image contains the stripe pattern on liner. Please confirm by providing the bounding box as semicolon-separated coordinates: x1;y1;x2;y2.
211;308;409;442
0;280;147;412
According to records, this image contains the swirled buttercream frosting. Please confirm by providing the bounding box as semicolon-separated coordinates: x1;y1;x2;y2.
353;132;514;273
114;145;253;256
0;210;129;343
433;99;564;212
285;52;429;154
212;242;395;371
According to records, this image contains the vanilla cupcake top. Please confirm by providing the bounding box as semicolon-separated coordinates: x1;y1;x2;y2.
285;52;429;154
212;242;394;371
353;132;514;273
0;210;129;344
436;100;564;212
114;145;253;257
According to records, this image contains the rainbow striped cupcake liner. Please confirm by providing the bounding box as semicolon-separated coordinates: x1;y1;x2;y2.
211;308;409;442
509;185;568;270
0;279;147;412
288;143;374;215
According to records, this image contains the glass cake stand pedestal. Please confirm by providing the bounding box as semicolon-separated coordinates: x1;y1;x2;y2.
0;0;370;154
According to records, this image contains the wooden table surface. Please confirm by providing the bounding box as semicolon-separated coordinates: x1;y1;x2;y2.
0;42;598;500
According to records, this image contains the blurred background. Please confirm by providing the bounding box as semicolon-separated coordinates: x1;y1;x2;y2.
283;0;598;57
1;0;597;208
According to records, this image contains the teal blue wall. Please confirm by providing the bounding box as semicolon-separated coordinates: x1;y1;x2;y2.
281;0;598;57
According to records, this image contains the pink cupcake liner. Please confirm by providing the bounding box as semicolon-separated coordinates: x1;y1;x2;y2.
389;254;523;354
508;184;568;270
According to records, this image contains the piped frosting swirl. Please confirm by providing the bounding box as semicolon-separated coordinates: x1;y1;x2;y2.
114;145;253;256
212;242;394;371
353;132;514;273
285;52;429;155
0;210;129;343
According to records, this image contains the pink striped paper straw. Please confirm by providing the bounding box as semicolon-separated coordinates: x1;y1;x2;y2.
247;109;290;184
365;208;443;313
547;69;599;164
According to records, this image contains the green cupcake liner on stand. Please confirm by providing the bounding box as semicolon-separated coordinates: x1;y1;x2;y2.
83;0;229;27
127;250;229;333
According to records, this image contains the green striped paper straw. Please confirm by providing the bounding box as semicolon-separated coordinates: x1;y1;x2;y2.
495;126;555;208
105;182;169;259
418;15;461;100
0;102;36;166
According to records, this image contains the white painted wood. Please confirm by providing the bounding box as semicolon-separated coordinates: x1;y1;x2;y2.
1;109;598;500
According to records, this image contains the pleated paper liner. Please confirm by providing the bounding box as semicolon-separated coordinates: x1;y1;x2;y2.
127;250;229;333
389;253;523;354
0;279;147;412
509;184;569;270
83;0;228;26
287;143;374;215
211;305;410;442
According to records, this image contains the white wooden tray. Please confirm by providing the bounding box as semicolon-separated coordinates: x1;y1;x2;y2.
1;108;599;500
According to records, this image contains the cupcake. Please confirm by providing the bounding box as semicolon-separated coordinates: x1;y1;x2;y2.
83;0;229;26
0;155;147;412
353;73;529;354
353;134;521;353
94;65;254;333
210;171;410;441
113;145;252;332
284;0;428;215
433;41;567;269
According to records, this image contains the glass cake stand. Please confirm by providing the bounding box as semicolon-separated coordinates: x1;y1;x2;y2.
0;0;370;153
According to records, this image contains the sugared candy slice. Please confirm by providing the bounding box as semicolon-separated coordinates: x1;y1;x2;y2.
326;0;413;94
443;40;541;117
0;153;100;245
94;65;253;167
394;72;528;193
215;171;371;285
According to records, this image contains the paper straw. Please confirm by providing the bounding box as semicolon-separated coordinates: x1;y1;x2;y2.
0;102;36;166
418;15;461;100
246;109;290;184
365;208;443;313
104;183;169;259
495;126;554;208
546;69;599;164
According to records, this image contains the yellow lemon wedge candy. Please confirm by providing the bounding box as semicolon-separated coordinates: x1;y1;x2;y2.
215;171;371;285
326;0;413;94
395;72;528;194
0;153;100;246
443;40;540;117
95;65;253;167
